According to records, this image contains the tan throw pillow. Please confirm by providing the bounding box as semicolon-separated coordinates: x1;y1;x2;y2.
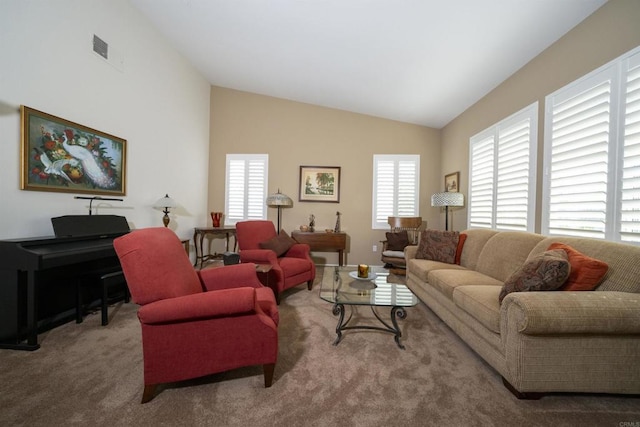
415;229;460;264
499;249;571;303
259;230;296;257
386;231;410;251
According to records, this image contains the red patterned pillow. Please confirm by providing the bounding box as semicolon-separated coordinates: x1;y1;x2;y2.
547;242;609;291
499;249;570;303
415;229;460;264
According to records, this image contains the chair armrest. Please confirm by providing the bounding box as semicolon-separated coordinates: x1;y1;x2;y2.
500;291;640;335
240;249;279;265
405;245;418;260
284;243;311;259
138;287;256;325
198;263;263;291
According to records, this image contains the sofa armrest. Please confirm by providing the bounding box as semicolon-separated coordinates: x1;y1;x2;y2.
405;245;418;261
500;291;640;335
198;263;263;291
138;287;256;325
240;249;280;265
284;243;311;259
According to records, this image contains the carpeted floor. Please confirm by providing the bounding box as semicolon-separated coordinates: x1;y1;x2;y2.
1;267;639;426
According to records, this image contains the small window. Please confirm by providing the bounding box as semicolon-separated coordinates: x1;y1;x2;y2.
225;154;268;225
372;154;420;229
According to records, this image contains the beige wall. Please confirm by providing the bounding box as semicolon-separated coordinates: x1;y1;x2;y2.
441;0;640;232
209;87;440;265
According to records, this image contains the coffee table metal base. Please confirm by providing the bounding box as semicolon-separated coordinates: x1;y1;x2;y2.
331;303;408;349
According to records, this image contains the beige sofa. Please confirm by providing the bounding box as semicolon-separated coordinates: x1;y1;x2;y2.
405;229;640;398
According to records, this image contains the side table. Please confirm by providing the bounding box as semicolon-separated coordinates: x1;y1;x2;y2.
193;227;237;269
291;231;347;266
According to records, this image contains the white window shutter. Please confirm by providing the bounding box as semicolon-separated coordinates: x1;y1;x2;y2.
372;155;420;229
468;103;537;231
225;154;268;225
620;52;640;243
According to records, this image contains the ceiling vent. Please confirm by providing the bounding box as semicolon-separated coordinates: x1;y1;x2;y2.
92;34;108;60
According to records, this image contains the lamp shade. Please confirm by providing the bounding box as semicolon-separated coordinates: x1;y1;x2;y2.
266;190;293;207
431;192;464;207
153;194;178;209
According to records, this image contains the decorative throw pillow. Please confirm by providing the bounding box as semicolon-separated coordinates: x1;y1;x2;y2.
415;229;460;264
455;233;467;265
386;231;410;251
499;249;571;303
547;242;609;291
259;230;296;257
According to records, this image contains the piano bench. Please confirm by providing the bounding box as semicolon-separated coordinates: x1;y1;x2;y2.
76;270;130;326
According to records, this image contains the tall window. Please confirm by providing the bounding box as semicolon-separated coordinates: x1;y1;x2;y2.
225;154;268;225
542;47;640;243
468;103;538;231
372;154;420;229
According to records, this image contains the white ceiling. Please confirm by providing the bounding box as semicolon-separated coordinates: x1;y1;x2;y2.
130;0;607;129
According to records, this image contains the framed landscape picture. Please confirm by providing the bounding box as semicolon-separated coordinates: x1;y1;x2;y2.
445;171;459;193
299;166;341;203
21;106;126;196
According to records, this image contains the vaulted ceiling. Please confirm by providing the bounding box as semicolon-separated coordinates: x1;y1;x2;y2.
131;0;607;128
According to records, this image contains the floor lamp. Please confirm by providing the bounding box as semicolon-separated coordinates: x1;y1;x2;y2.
266;189;293;233
431;192;464;231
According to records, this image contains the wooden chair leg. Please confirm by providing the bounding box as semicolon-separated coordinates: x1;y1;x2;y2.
263;363;275;387
141;384;158;404
307;280;313;290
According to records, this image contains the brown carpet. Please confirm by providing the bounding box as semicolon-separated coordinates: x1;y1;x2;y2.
1;267;639;426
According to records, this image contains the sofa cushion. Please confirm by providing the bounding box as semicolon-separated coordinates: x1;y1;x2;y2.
428;269;503;300
386;231;410;251
453;285;502;333
547;242;609;291
499;249;571;303
259;230;296;257
415;229;459;264
407;258;466;283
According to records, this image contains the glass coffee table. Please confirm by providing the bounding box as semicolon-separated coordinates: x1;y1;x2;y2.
319;266;418;349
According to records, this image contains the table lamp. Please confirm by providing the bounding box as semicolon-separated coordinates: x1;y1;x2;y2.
153;194;178;227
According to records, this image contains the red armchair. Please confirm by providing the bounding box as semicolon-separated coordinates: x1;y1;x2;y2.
235;220;316;303
113;227;278;403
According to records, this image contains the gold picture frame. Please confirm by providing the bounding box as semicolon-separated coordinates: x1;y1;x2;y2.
21;106;126;196
444;171;459;193
299;166;341;203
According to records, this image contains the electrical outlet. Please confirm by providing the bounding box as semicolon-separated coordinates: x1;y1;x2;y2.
372;245;378;252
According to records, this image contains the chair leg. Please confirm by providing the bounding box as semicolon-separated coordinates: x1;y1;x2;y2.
307;280;313;290
263;363;275;387
141;384;158;404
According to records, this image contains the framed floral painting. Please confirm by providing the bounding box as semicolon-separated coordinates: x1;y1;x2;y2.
21;106;126;196
299;166;340;202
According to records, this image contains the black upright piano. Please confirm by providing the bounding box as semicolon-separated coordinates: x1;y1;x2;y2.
0;215;129;351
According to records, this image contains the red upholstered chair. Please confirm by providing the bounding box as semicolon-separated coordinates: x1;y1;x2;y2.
235;220;316;303
113;227;278;403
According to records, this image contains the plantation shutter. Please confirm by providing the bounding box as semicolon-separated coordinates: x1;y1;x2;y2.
545;76;611;239
225;154;268;225
372;155;420;229
621;52;640;243
468;103;537;231
468;134;495;229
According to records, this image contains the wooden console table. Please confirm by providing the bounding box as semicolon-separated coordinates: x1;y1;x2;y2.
291;231;347;266
193;227;237;269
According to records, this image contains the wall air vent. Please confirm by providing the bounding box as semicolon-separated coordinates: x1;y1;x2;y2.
93;34;108;60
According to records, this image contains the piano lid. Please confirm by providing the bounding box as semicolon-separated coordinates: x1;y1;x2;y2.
51;215;130;238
